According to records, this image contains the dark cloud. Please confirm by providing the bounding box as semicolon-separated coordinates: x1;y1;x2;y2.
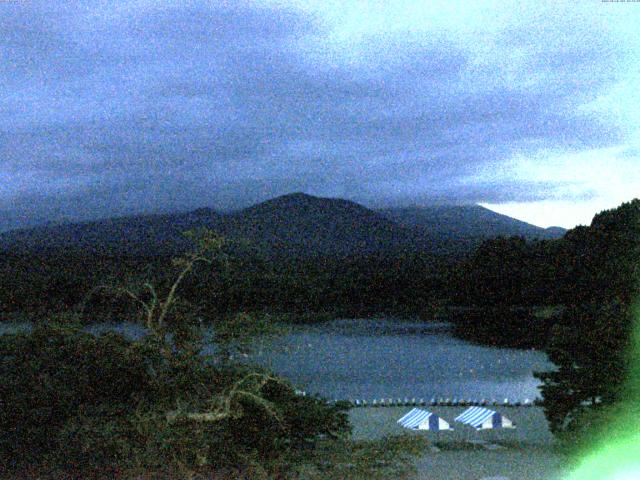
0;1;633;230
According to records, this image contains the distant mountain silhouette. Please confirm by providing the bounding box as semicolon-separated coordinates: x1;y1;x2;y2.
543;226;568;238
0;208;223;256
0;193;565;257
378;205;565;241
218;192;412;256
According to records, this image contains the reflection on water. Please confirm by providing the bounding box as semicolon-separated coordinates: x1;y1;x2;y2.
0;318;550;401
247;319;551;401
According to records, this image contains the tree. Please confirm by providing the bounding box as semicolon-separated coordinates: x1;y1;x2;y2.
0;230;350;477
535;301;633;438
450;236;534;306
535;200;640;443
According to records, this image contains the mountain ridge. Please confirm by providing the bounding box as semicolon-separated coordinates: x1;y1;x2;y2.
0;193;566;257
379;204;565;241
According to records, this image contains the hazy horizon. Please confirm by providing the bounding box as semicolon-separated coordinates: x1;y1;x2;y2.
0;188;613;234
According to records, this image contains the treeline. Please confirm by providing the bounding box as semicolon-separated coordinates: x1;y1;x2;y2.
0;249;156;314
0;245;454;323
450;207;638;309
535;200;640;443
440;199;639;447
448;198;640;442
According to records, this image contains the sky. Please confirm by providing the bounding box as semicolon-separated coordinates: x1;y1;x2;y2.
1;0;639;230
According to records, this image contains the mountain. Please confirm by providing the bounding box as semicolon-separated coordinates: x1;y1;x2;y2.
544;226;568;238
0;193;414;257
218;192;413;257
378;205;566;241
0;208;223;256
0;193;565;258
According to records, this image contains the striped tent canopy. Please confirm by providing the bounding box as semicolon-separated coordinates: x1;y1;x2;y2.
454;407;515;430
397;408;453;431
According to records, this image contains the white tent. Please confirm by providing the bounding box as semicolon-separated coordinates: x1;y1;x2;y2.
454;406;515;430
397;408;453;431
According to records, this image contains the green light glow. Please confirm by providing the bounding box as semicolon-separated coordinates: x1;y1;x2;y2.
566;432;640;479
565;304;640;479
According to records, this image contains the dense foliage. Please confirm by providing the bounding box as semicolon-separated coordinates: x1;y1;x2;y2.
0;248;452;322
0;234;350;478
534;200;640;442
0;321;349;478
444;200;640;442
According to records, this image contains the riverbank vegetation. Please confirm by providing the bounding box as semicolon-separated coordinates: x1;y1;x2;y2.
0;321;352;478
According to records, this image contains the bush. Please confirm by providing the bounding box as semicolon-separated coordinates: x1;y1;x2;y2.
0;321;350;477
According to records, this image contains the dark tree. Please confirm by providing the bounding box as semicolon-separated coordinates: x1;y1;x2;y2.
535;199;640;442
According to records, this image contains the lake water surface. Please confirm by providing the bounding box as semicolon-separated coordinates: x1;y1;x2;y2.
243;319;551;401
1;318;551;401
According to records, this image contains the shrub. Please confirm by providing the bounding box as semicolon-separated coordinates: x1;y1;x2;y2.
0;321;349;477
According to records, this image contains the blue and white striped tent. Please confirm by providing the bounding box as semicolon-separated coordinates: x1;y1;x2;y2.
397;408;453;431
454;406;515;430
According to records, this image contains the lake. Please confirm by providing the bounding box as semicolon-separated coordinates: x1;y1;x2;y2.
0;318;551;401
240;318;551;401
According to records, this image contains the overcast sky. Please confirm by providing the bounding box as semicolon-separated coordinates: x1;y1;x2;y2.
1;0;639;230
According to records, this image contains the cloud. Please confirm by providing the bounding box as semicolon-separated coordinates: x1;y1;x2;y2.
1;0;638;230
